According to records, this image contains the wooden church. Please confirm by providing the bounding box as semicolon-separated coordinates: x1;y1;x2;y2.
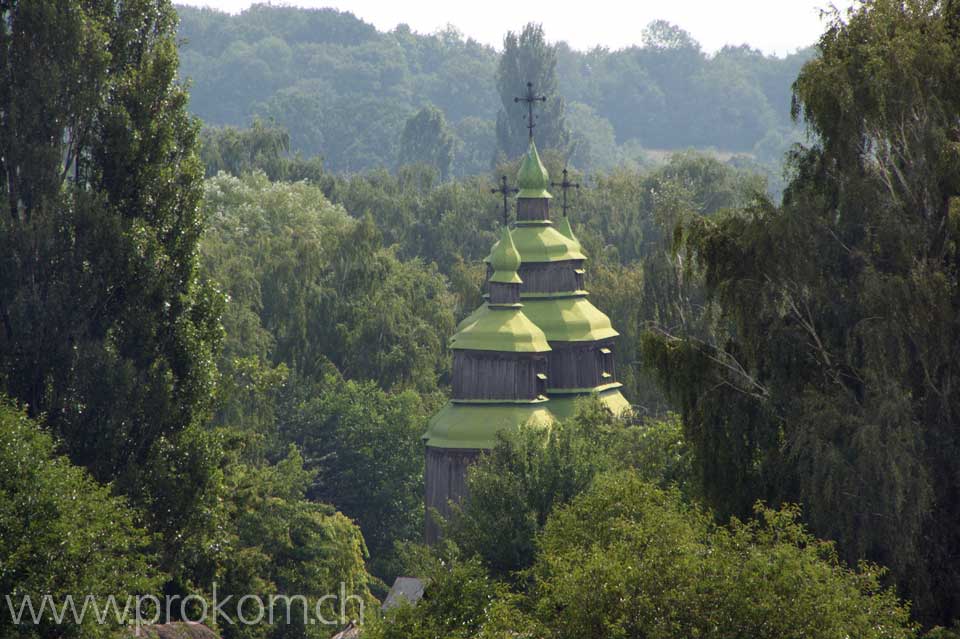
423;121;629;542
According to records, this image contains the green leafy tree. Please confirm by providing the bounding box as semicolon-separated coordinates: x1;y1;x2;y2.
0;0;223;578
201;118;290;176
526;472;915;639
369;471;914;639
279;374;435;577
452;116;496;177
366;558;502;639
447;419;605;577
495;23;569;158
447;400;692;577
0;398;162;639
200;173;456;579
211;445;374;639
565;102;623;171
642;0;960;625
199;119;325;182
201;172;456;393
398;106;456;179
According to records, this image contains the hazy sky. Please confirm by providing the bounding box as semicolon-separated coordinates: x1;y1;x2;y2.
176;0;860;56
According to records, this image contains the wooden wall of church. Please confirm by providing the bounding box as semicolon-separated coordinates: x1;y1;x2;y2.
547;340;616;389
452;351;547;400
517;198;550;221
425;446;480;543
519;261;584;293
486;260;585;294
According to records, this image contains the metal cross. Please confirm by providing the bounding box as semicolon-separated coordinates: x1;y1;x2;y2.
551;168;580;217
491;175;519;226
514;81;546;142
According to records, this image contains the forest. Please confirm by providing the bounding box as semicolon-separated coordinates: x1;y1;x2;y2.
2;0;960;638
175;4;810;182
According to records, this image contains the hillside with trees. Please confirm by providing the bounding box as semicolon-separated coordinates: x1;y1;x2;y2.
175;4;811;176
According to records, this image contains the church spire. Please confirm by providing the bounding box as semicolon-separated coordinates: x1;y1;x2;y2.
516;140;552;200
489;225;522;287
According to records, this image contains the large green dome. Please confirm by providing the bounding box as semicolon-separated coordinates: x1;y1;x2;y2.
547;386;631;420
485;224;586;264
424;401;556;449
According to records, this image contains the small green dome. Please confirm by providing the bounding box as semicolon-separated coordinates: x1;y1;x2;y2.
489;225;522;284
517;140;552;199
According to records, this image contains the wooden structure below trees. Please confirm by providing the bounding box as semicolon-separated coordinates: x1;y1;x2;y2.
424;138;629;542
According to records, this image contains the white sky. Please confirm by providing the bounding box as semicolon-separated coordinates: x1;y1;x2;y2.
176;0;860;56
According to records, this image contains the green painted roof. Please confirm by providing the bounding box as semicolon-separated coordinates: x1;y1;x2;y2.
547;386;632;420
450;304;551;352
460;297;618;343
489;225;522;284
519;296;619;341
424;401;556;449
517;140;552;199
456;302;485;332
485;224;586;264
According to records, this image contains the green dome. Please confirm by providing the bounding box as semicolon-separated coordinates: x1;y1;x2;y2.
521;296;619;341
424;401;556;449
489;225;522;284
517;140;552;199
485;224;585;264
460;296;618;343
456;302;485;332
450;305;551;352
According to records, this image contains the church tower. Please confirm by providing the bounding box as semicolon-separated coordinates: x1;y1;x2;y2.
423;226;555;542
456;141;629;418
424;85;629;539
499;140;630;418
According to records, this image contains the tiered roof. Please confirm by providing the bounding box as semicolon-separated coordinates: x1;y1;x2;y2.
426;137;630;449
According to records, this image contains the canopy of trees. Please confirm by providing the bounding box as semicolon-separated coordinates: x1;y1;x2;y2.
369;420;916;639
642;0;960;627
175;4;810;174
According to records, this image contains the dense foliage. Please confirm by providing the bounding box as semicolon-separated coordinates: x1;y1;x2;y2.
198;172;455;578
0;399;161;639
446;401;691;577
373;454;916;639
1;4;375;638
642;0;960;626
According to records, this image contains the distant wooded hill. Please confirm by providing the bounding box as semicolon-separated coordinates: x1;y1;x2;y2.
175;4;813;174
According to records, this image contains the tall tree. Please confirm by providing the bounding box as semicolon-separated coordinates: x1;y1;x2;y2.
0;0;221;502
495;23;569;159
643;0;960;625
398;105;456;179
